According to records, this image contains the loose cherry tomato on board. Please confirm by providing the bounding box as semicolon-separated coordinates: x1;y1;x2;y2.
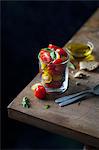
31;83;42;91
56;48;67;57
53;58;63;64
34;85;46;99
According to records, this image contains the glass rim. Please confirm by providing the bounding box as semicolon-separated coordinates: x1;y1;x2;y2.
56;50;70;65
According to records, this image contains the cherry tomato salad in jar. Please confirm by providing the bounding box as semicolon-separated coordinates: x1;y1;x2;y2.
38;44;69;93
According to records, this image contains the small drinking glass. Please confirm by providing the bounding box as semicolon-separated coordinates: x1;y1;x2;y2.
39;52;69;93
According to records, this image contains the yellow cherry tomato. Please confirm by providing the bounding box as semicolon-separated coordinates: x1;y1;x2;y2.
42;72;52;83
31;83;42;91
55;51;60;59
39;58;47;70
41;63;46;70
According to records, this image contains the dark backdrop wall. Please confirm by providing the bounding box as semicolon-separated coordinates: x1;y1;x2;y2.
2;1;99;149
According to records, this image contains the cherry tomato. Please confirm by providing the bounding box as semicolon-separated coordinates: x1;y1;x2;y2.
42;72;52;83
56;48;67;57
40;63;55;75
45;81;62;88
31;83;42;91
55;64;65;73
40;49;46;55
52;74;62;81
47;63;61;75
48;44;59;50
53;58;63;64
40;50;52;63
34;85;46;99
47;63;55;71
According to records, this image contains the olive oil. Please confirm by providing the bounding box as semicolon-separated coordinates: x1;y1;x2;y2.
66;42;94;58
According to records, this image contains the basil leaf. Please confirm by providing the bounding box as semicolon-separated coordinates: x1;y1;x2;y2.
44;105;50;109
67;62;76;70
38;53;40;59
44;48;52;52
50;51;56;60
22;97;30;108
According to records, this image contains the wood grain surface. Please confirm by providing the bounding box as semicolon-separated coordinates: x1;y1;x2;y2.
8;9;99;147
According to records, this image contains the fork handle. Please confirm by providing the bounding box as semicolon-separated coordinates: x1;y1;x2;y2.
59;93;90;107
55;89;91;103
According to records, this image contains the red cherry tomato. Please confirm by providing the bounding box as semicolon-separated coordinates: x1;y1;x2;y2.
34;85;46;99
40;49;47;55
45;81;62;88
56;64;66;73
48;44;59;50
53;58;63;64
40;50;52;63
47;63;55;70
56;48;67;57
47;63;55;75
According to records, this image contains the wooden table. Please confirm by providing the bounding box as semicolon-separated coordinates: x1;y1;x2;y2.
8;9;99;148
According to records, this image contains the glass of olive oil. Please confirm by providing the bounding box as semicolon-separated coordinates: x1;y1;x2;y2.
66;41;94;58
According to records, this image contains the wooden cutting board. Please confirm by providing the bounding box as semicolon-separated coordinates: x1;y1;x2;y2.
8;9;99;148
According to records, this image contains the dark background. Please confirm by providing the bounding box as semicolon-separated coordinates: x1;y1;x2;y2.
1;1;99;149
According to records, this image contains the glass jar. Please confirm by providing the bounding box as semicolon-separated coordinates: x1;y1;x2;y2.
39;52;69;93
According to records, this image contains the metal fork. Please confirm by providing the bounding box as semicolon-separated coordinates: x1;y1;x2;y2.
55;89;91;107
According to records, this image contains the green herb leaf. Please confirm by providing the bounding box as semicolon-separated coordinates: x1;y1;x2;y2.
50;51;56;60
44;105;50;109
67;62;76;70
22;97;30;108
38;53;40;59
44;48;52;52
